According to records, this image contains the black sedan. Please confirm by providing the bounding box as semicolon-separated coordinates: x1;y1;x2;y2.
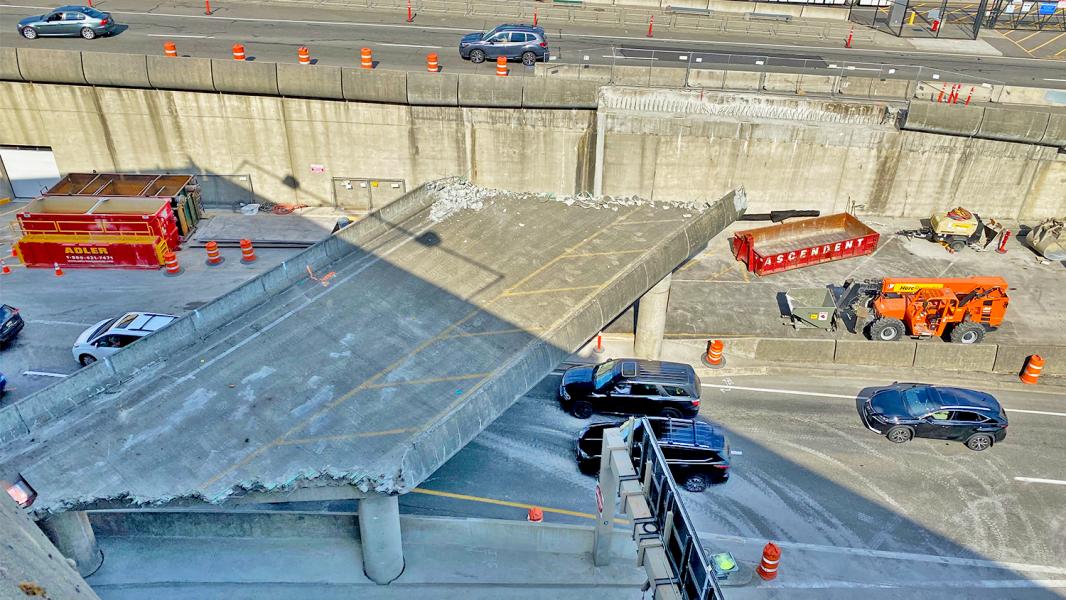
860;383;1007;451
0;304;24;348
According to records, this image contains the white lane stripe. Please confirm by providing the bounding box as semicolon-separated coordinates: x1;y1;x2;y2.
21;371;69;378
1008;408;1066;418
27;319;94;327
697;530;1066;575
701;383;857;399
375;42;442;48
1044;78;1066;82
1015;477;1066;486
145;33;212;39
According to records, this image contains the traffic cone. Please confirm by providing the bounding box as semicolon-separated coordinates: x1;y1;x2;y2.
527;507;544;522
54;262;64;277
1;260;10;275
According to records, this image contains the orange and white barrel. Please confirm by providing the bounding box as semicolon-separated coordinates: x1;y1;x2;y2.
232;43;246;61
205;241;224;266
361;48;373;69
496;55;507;77
239;239;257;264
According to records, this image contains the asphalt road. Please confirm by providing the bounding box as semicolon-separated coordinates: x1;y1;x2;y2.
405;372;1066;598
1;0;1065;88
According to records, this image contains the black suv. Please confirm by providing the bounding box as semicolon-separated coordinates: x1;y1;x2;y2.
860;383;1007;451
559;359;701;419
459;24;548;66
0;304;25;348
576;417;730;492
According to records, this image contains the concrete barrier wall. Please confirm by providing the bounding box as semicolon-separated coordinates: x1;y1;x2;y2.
277;63;343;100
15;48;86;84
82;52;151;89
343;68;407;103
407;72;459;106
146;55;215;91
458;74;524;108
213;59;280;96
747;336;1063;378
978;106;1052;145
903;101;984;137
0;47;20;82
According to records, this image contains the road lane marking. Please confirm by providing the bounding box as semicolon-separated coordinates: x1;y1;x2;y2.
21;371;69;378
1030;32;1066;54
1015;477;1066;486
1044;78;1066;81
1008;408;1066;418
410;487;629;524
701;383;857;399
374;42;442;48
27;319;94;327
145;33;212;38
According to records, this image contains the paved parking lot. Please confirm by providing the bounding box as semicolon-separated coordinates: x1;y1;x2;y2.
0;201;302;404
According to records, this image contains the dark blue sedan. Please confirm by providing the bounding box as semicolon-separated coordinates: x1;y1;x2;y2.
18;5;117;40
860;383;1007;451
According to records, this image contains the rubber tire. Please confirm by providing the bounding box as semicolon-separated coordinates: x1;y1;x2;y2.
79;354;97;366
521;51;537;66
570;400;594;420
886;425;913;444
869;317;906;342
21;27;37;39
965;433;993;451
660;407;683;419
683;474;708;493
949;321;985;345
948;240;967;252
81;27;96;40
469;49;486;64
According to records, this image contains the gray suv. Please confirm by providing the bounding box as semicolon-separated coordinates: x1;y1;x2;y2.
459;24;548;66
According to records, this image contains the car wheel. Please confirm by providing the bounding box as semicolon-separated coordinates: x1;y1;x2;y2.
570;401;594;419
469;49;486;64
21;27;37;39
81;27;96;40
521;51;537;66
79;354;97;366
948;239;967;252
869;317;906;342
965;433;993;451
949;322;985;345
660;407;683;419
683;474;708;493
885;425;912;444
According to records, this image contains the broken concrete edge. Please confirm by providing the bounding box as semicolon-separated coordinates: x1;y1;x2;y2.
0;182;444;452
667;335;1064;377
394;188;747;492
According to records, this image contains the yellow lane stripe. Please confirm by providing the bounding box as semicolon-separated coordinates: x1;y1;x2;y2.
410;487;630;524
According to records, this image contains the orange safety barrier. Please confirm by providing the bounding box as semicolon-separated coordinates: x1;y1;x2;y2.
205;240;224;266
232;43;246;61
361;47;373;69
1;260;10;275
239;238;257;264
1020;355;1044;385
298;46;311;65
426;53;438;73
163;251;182;276
755;542;780;581
53;262;64;277
703;339;724;368
527;507;544;522
163;41;178;57
496;55;507;77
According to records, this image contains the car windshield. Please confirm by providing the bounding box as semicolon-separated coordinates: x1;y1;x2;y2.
90;318;118;341
0;305;14;321
593;360;616;389
902;386;941;416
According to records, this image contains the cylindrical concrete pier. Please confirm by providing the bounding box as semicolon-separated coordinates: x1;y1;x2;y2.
634;274;672;360
38;511;104;577
359;494;404;584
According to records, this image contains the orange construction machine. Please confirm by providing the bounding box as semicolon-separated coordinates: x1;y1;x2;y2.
837;277;1010;344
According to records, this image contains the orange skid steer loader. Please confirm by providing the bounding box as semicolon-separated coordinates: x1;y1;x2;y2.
836;277;1010;344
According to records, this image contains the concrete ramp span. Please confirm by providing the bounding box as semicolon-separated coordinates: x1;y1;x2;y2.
0;180;745;513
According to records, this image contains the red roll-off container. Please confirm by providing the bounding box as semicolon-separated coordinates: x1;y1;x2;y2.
732;213;879;276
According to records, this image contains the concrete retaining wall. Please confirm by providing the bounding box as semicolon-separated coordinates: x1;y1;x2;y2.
82;52;150;89
749;337;1062;377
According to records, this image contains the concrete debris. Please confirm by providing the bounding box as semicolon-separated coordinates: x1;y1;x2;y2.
426;177;719;222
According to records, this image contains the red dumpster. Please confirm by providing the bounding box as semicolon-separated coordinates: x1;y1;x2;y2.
17;196;180;251
732;213;879;276
14;235;167;270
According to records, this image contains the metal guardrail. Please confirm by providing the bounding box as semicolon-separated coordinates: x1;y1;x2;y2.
632;418;725;600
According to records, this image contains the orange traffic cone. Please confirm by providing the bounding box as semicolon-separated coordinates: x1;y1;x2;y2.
54;262;64;277
1;260;10;275
527;507;544;522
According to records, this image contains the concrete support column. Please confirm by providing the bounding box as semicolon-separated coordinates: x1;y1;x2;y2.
38;511;103;577
593;109;606;197
359;494;404;584
634;274;672;360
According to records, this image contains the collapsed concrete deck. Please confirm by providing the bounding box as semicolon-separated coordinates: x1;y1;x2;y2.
0;181;744;514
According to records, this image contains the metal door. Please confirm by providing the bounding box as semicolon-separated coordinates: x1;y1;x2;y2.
332;178;405;211
0;147;61;198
